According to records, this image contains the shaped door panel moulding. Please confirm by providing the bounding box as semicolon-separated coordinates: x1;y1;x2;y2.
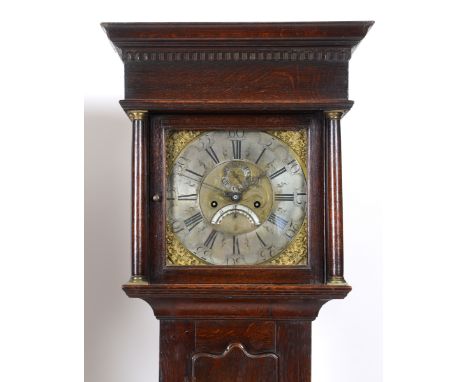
192;343;278;382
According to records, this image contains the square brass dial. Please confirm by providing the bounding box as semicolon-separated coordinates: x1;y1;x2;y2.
165;129;308;266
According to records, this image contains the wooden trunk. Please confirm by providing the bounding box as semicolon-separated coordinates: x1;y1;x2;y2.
160;320;310;382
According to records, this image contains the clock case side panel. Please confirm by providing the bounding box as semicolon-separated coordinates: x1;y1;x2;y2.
148;114;325;284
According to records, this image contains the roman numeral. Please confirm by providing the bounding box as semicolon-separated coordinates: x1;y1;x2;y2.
177;194;197;201
269;167;286;180
232;140;242;159
205;147;220;164
184;212;203;232
267;213;288;230
173;227;184;233
172;222;184;234
285;227;297;239
255;148;266;164
203;230;218;249
232;236;241;255
255;232;267;247
275;193;295;201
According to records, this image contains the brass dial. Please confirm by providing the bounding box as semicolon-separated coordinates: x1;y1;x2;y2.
167;130;307;265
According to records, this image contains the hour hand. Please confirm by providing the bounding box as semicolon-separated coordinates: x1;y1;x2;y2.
245;170;268;188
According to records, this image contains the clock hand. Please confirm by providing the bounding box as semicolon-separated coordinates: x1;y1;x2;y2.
231;172;246;191
255;170;268;180
200;182;233;197
242;170;268;190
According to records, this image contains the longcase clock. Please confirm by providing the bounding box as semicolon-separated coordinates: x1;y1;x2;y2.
102;21;373;382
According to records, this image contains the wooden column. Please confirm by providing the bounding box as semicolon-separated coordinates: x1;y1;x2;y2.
325;110;347;285
127;110;149;284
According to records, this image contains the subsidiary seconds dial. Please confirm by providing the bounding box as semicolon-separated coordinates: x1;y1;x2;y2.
167;131;307;265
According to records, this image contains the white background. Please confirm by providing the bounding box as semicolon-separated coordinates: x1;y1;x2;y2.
1;1;467;381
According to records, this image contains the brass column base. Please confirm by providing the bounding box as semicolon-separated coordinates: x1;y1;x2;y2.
126;275;149;285
327;276;348;285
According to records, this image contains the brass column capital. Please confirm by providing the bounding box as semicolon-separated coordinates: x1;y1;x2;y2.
127;110;148;122
324;110;344;120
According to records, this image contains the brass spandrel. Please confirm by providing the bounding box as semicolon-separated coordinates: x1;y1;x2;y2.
166;223;206;266
268;129;307;173
266;220;308;265
165;130;202;175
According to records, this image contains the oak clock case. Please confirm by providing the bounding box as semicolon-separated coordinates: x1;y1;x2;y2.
103;21;373;382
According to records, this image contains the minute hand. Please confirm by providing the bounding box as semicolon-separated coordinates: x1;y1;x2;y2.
200;182;233;197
